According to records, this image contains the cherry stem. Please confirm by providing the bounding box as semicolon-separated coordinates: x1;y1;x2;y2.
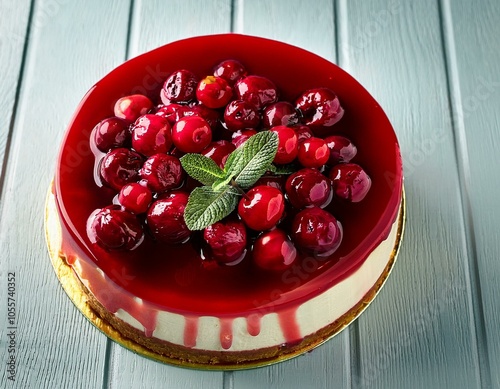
230;178;250;200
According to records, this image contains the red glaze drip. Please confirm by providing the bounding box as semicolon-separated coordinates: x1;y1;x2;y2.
246;313;262;336
278;307;301;344
184;316;198;348
77;257;157;337
220;318;234;350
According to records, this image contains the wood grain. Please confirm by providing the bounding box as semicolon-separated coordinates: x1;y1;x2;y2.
0;0;31;196
341;0;482;387
0;0;131;387
445;0;500;387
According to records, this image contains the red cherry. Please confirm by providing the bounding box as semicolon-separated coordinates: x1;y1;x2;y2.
155;103;190;126
295;88;344;135
297;137;330;168
293;125;314;143
196;76;233;109
224;100;260;132
254;175;287;192
87;206;144;250
201;140;236;168
139;154;184;193
172;116;212;153
131;114;172;156
238;185;285;231
253;229;297;271
99;148;143;191
161;69;198;104
285;168;332;209
118;183;153;214
213;59;248;85
270;125;299;165
291;207;343;257
329;163;371;202
324;135;357;164
92;117;130;152
203;219;247;264
114;94;153;123
147;191;191;244
262;101;299;128
235;75;278;109
231;129;258;148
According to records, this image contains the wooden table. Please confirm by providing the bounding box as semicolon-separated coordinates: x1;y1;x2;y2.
1;1;499;388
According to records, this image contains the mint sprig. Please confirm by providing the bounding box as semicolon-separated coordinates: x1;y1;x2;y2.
180;131;279;230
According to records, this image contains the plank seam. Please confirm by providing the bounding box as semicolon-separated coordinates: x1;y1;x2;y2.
437;0;492;387
101;338;114;389
0;0;36;208
124;0;136;60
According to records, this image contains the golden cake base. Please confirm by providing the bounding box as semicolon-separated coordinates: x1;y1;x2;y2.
44;184;405;370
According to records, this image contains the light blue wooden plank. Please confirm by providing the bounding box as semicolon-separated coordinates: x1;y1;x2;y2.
0;0;131;387
445;0;500;387
128;0;233;58
0;0;31;192
231;1;350;389
340;0;482;388
106;1;231;387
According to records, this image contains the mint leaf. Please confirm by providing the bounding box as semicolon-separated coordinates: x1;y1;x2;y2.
268;163;298;175
212;175;233;191
184;186;239;230
225;131;279;189
180;154;225;186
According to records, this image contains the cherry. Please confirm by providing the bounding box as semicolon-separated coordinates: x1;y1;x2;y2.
253;229;297;271
231;129;257;148
201;140;236;168
87;205;144;250
270;125;299;165
155;103;189;126
224;100;260;132
291;207;343;257
187;104;221;130
172;116;212;153
238;185;285;231
285;168;332;209
263;101;299;128
324;135;357;165
295;88;344;135
118;183;153;214
131;114;172;156
99;148;143;191
147;191;191;244
297;137;330;168
235;75;278;109
161;69;198;104
139;153;184;193
293;125;314;143
114;94;153;123
254;175;286;192
196;76;233;109
203;219;247;264
329;163;371;202
92;117;130;152
213;59;247;85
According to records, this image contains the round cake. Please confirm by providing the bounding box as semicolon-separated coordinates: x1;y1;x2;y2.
45;34;404;369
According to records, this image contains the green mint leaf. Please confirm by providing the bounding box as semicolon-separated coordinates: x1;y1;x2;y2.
212;175;233;191
225;131;279;189
180;154;225;186
268;163;298;175
184;186;239;230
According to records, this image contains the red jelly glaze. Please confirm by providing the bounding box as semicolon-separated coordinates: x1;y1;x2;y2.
55;34;403;320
